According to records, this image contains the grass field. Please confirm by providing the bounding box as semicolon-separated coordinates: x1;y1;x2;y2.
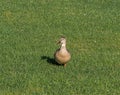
0;0;120;95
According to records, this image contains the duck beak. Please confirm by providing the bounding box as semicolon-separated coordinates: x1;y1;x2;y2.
57;41;60;44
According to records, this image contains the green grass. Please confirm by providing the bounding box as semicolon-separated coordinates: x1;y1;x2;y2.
0;0;120;95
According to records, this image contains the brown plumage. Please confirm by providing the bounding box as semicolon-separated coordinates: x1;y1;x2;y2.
54;37;71;67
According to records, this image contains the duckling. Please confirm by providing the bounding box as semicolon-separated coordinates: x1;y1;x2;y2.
54;37;71;67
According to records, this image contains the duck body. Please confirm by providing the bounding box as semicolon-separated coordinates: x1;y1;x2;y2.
54;37;71;66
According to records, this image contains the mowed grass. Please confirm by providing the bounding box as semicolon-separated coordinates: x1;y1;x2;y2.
0;0;120;95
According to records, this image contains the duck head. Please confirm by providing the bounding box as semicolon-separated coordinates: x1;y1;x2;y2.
57;37;66;46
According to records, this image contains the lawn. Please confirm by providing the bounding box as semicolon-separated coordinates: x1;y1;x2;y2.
0;0;120;95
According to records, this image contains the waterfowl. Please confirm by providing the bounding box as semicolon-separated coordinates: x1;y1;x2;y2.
54;37;71;67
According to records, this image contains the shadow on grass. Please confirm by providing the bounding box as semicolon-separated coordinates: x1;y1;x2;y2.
41;56;62;66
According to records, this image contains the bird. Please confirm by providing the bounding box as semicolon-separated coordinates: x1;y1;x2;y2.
54;37;71;67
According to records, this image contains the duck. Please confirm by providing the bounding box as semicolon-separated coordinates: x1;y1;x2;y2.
54;37;71;67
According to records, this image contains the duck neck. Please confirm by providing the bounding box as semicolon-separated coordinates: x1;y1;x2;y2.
60;43;66;49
